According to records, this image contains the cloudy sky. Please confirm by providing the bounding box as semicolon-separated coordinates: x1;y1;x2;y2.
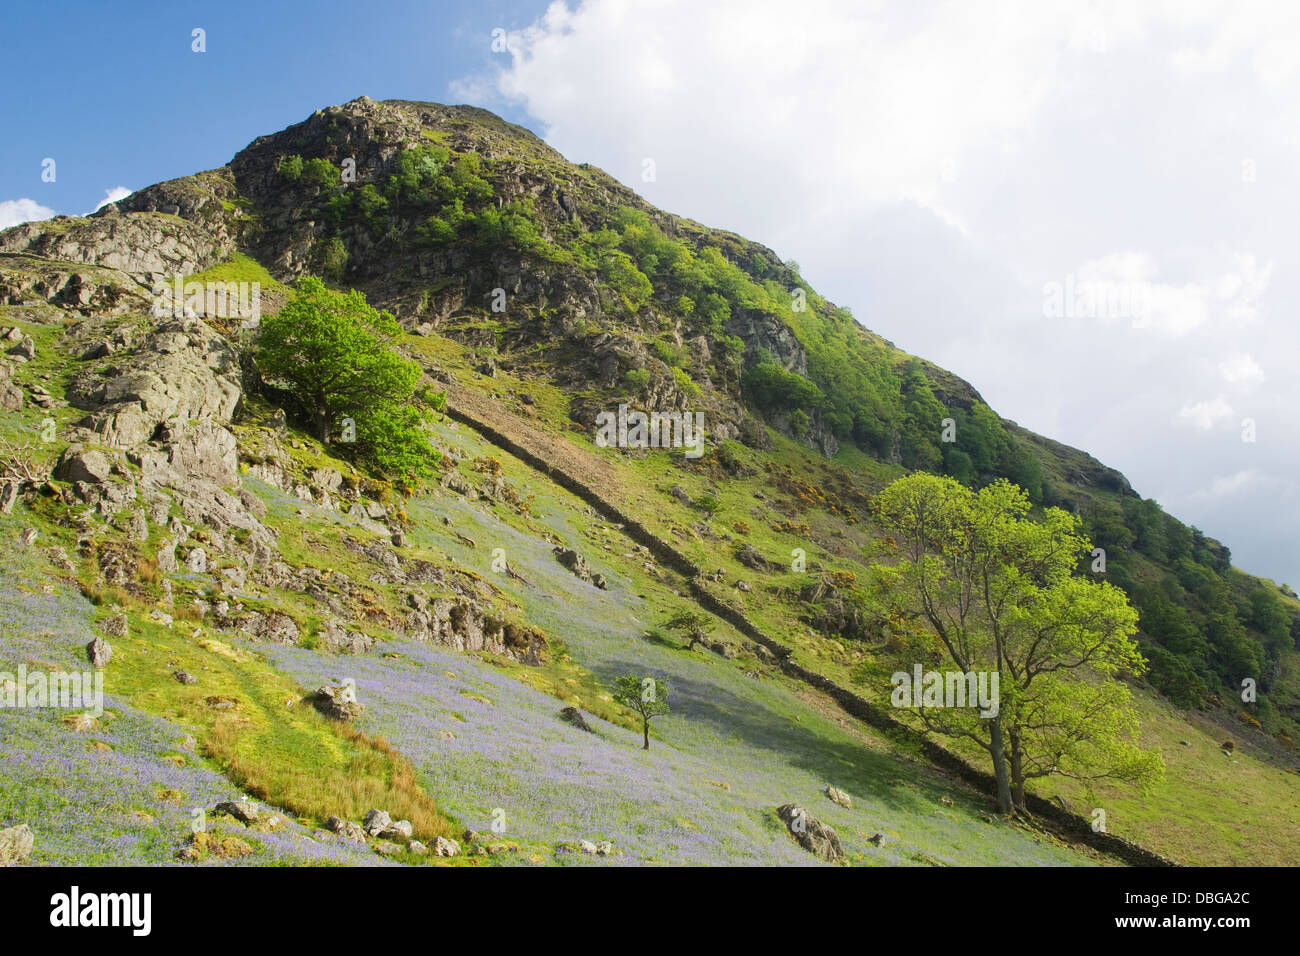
2;0;1295;586
455;0;1300;587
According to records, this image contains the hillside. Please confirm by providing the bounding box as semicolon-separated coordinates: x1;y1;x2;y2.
0;96;1296;867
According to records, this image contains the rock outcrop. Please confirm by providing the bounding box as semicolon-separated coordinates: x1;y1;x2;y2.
777;804;844;862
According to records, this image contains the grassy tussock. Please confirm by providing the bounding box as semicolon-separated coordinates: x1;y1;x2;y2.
204;716;458;842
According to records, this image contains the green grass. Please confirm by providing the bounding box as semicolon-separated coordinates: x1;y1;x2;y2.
402;327;1300;866
185;253;290;297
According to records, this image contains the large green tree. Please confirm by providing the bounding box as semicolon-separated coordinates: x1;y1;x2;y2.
871;473;1163;812
256;276;441;482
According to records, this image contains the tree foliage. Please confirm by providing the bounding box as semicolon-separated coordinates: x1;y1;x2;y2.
871;472;1164;812
664;610;714;650
256;276;442;483
612;675;670;750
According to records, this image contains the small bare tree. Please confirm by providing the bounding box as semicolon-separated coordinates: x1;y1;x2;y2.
0;435;52;515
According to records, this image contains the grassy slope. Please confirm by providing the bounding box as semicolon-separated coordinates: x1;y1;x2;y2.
410;325;1300;866
0;519;392;866
6;242;1292;867
253;413;1093;866
0;296;1095;866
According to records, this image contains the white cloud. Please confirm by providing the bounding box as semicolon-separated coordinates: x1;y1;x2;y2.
1219;352;1266;387
0;198;56;230
457;0;1300;586
1177;396;1234;430
1209;470;1257;497
1059;250;1273;338
473;0;1118;238
93;186;132;211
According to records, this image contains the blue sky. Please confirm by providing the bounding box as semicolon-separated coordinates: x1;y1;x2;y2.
0;0;547;217
3;0;1298;587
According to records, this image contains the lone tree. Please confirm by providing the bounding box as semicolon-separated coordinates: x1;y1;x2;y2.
664;610;713;651
256;276;443;482
612;675;669;750
871;473;1163;813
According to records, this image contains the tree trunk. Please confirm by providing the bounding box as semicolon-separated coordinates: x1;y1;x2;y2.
988;716;1013;813
314;406;331;444
642;719;650;750
1009;730;1027;811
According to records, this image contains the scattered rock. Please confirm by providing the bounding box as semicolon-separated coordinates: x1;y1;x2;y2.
310;467;342;494
255;611;299;645
736;543;774;572
560;705;593;732
553;546;606;588
433;835;460;857
0;824;34;864
214;800;260;825
311;683;364;720
46;546;74;571
409;840;428;855
238;489;267;519
185;547;207;573
380;820;413;841
362;808;392;836
63;713;99;732
80;340;115;360
776;804;844;862
868;832;885;846
579;839;598;855
86;636;113;669
156;542;178;574
318;618;374;655
7;335;35;360
824;785;852;809
53;445;113;485
326;816;366;843
173;670;197;685
372;840;403;857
